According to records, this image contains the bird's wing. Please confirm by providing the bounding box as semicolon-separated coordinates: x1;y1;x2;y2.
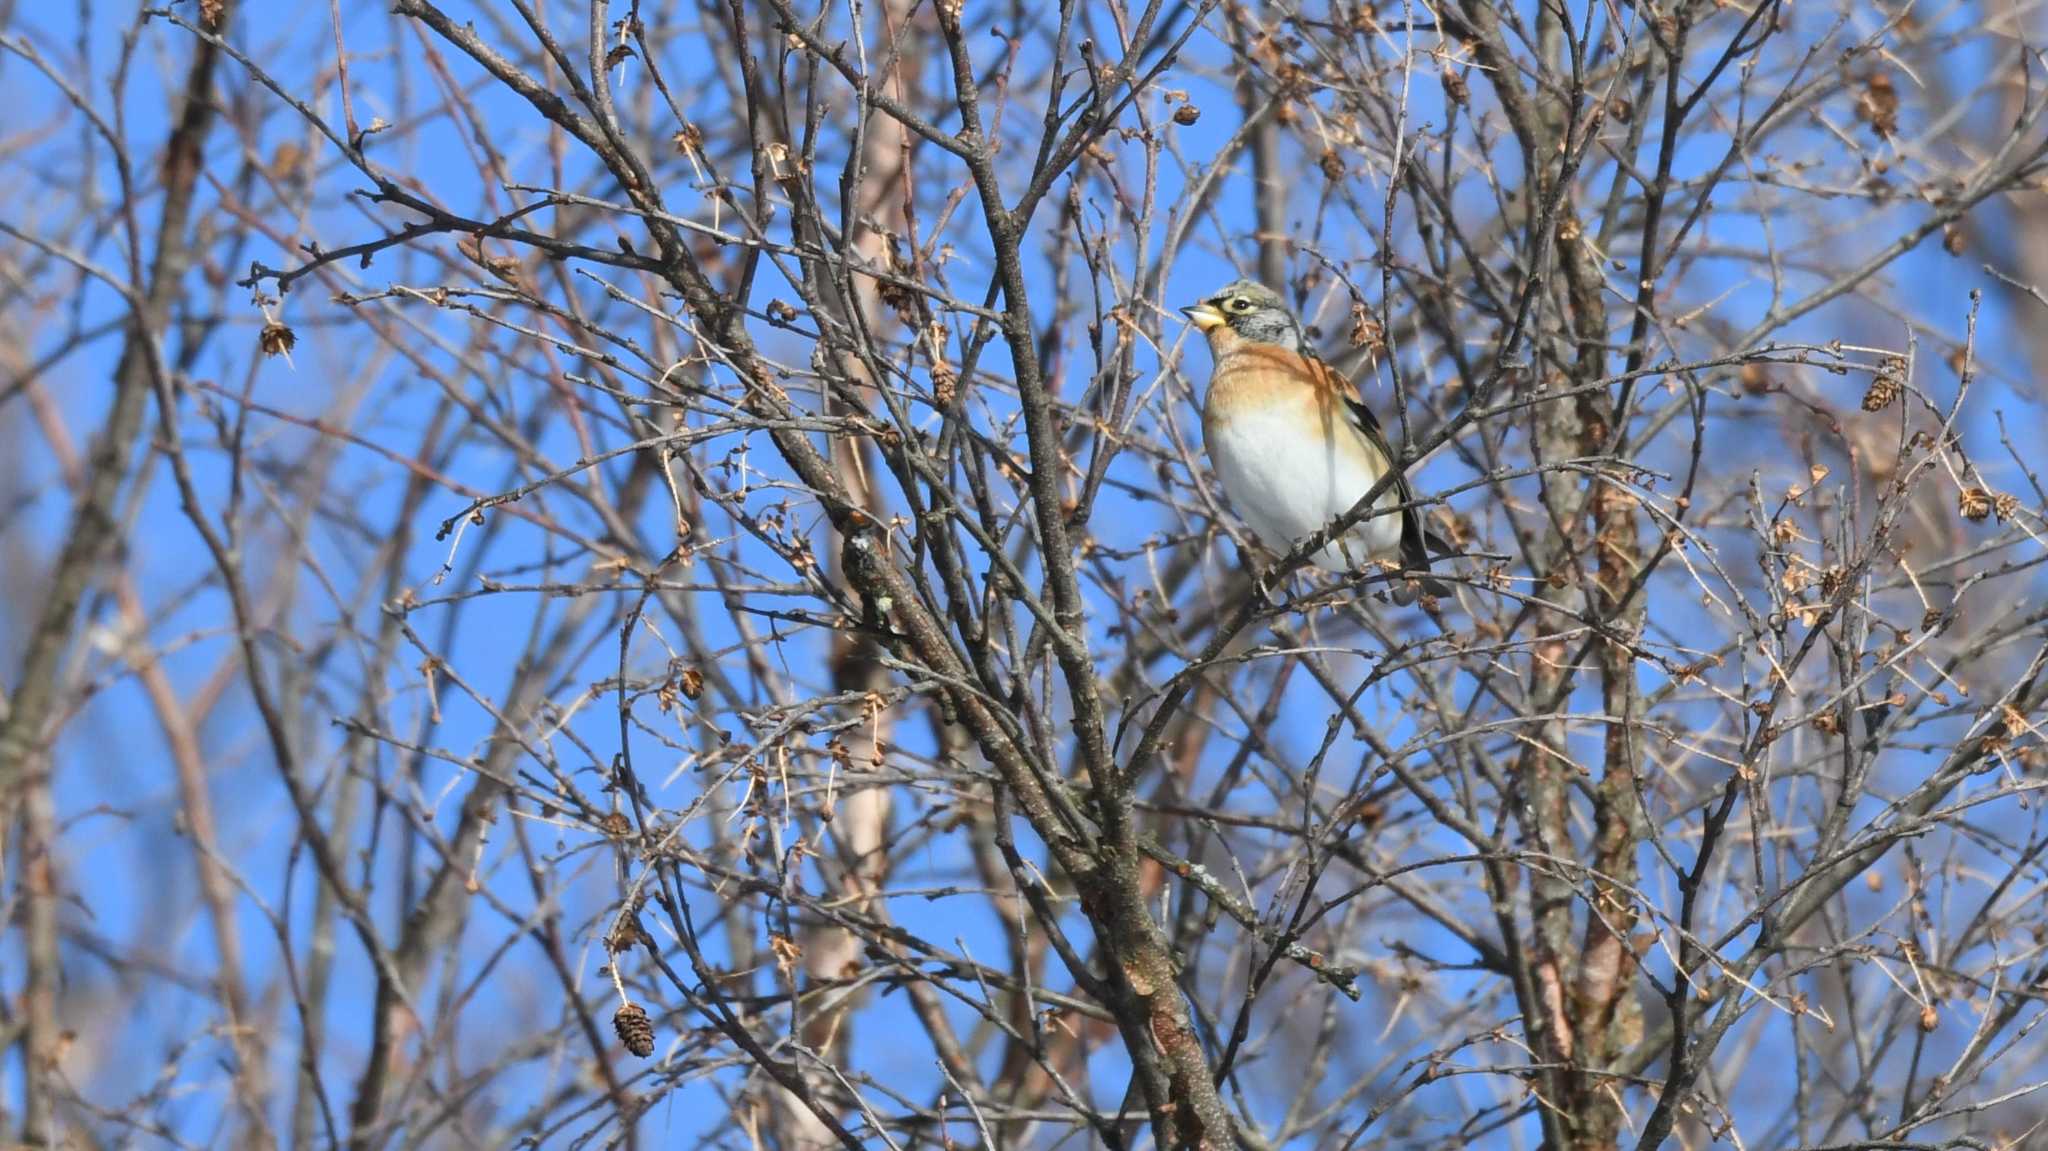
1303;357;1449;597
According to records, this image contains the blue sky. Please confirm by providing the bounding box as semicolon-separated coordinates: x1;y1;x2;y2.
5;0;2047;1146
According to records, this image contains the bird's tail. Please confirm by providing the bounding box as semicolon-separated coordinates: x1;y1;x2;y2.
1392;529;1452;605
1389;572;1452;606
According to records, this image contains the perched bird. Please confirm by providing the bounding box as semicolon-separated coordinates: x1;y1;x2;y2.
1183;280;1449;604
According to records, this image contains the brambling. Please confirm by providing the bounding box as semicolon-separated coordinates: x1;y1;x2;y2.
1183;280;1449;604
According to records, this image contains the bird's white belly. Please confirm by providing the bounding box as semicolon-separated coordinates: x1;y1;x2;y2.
1207;403;1402;571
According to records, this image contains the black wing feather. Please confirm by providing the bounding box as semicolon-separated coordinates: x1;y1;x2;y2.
1342;397;1450;599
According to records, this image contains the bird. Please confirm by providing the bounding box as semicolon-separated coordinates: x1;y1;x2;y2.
1182;279;1449;605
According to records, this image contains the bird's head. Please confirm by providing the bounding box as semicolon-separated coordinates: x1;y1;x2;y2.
1181;280;1305;352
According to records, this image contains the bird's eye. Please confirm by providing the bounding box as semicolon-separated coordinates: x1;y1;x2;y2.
1228;297;1251;312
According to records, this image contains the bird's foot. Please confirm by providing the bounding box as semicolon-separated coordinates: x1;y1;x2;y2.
1237;541;1279;608
1248;562;1281;608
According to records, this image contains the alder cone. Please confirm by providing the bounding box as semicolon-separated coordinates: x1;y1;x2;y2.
614;1003;655;1057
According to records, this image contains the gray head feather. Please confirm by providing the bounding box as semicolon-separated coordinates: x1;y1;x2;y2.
1205;280;1306;351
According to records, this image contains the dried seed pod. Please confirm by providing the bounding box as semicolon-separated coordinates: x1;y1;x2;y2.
259;322;297;359
1857;71;1899;138
1862;358;1904;410
1959;486;1993;522
875;250;921;321
1173;103;1201;125
614;1003;655;1057
606;906;655;955
1441;68;1469;107
1347;302;1385;354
